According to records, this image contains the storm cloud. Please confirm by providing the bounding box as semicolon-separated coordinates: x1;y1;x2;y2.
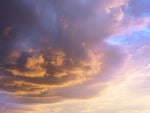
0;0;129;103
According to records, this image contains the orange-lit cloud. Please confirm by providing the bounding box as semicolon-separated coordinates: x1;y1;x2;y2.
7;55;46;78
0;0;149;107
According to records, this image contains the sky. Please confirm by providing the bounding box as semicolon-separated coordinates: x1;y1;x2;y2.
0;0;150;113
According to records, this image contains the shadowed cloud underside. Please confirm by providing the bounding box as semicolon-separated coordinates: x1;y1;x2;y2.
0;0;149;105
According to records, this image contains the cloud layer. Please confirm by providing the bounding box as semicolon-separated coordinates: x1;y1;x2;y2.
1;0;147;104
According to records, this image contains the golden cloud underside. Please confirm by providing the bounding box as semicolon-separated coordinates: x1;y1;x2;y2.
1;48;103;97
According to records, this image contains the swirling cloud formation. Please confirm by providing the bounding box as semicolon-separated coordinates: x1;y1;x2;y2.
0;0;127;103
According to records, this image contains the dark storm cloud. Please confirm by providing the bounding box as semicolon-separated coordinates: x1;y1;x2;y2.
0;0;127;103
